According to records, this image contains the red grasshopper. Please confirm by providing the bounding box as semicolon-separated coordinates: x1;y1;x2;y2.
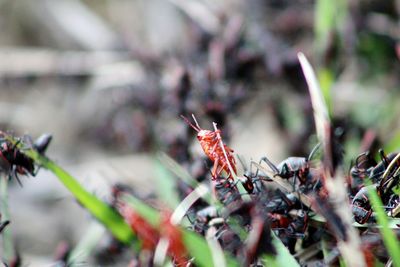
181;114;237;180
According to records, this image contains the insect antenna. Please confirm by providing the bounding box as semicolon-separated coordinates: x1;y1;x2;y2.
379;149;389;167
249;160;274;180
180;115;200;132
12;170;23;187
11;138;21;151
191;114;201;129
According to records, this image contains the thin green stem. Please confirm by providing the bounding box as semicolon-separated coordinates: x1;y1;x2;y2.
0;174;15;263
366;180;400;267
67;221;105;265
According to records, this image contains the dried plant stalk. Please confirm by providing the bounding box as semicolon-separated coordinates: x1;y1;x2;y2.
298;52;366;267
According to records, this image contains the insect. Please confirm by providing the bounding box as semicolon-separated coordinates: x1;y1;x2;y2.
243;207;275;266
241;176;255;193
287;209;308;237
352;185;375;224
265;190;298;214
0;133;52;186
33;134;52;154
352;204;373;225
349;152;376;192
0;139;35;186
213;177;242;207
351;149;399;183
259;143;320;185
372;150;400;191
268;209;308;239
350;149;400;199
181;114;236;179
350;151;375;179
238;156;269;194
192;206;219;235
268;213;291;230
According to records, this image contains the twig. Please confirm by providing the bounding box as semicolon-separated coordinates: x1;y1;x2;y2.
171;183;210;225
212;122;251;201
298;52;366;267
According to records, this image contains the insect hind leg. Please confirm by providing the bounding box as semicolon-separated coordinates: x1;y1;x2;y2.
258;157;280;175
379;149;389;167
9;167;23;187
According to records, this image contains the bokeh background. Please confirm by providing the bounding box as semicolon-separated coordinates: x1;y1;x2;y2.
1;0;400;265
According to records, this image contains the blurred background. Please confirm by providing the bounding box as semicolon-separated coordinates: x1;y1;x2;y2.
1;0;400;265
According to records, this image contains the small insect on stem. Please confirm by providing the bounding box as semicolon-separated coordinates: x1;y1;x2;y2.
180;114;237;180
0;133;52;186
257;143;321;187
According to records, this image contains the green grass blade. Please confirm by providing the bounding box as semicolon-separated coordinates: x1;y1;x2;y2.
385;132;400;153
314;0;347;51
318;67;334;116
5;137;137;246
183;231;239;267
67;221;106;265
43;158;136;244
365;180;400;267
157;153;212;204
154;160;181;208
262;232;300;267
157;152;200;188
315;0;335;49
339;257;347;267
